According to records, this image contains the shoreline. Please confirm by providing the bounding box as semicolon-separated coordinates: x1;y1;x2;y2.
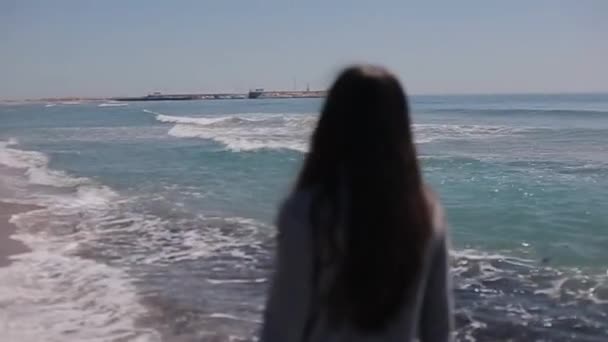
0;201;43;267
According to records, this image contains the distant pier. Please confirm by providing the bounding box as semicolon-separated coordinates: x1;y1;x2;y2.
247;89;326;99
112;89;326;102
113;91;245;102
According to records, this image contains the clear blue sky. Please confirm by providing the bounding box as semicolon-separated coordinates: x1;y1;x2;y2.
1;0;607;99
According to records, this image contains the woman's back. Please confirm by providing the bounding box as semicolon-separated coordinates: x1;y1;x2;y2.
261;188;452;342
260;65;453;341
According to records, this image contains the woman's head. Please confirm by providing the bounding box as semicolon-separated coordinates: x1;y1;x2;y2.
296;65;431;331
302;65;416;174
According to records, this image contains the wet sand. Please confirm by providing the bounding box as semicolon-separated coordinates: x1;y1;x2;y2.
0;201;42;267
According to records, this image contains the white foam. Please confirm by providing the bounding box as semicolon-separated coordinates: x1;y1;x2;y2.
169;124;308;152
451;248;537;267
69;185;120;209
156;113;313;152
413;124;527;143
77;211;272;268
156;113;236;125
206;277;267;285
98;102;128;107
533;277;570;298
0;140;48;169
0;209;161;342
0;141;154;340
152;112;532;152
208;313;260;323
0;140;91;188
142;109;163;116
153;112;308;126
26;167;89;187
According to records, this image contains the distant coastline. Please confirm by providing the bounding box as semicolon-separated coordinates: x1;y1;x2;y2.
113;89;326;102
3;91;608;104
1;89;327;104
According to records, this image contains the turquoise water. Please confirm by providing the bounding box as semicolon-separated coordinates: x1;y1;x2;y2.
1;94;607;341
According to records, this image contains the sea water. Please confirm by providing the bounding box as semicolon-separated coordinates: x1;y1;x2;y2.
1;94;607;341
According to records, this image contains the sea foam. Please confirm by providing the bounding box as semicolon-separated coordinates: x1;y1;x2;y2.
152;111;531;152
0;140;155;341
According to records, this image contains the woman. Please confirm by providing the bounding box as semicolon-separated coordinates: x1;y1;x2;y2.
261;65;453;341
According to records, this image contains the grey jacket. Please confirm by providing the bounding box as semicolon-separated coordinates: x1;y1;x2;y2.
261;190;453;342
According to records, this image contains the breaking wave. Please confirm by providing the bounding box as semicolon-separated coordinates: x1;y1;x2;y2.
0;140;158;341
151;112;532;152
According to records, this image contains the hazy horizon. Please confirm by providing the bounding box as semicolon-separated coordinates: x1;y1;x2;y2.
2;0;607;100
5;91;608;103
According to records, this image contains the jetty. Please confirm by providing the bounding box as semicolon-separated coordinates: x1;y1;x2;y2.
113;91;245;102
112;89;326;102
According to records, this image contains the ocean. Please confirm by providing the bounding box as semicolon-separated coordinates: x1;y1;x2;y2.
1;94;607;341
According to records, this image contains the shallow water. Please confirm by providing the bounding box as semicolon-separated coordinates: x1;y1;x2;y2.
1;94;607;341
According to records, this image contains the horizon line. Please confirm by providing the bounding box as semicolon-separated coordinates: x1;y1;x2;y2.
3;90;608;102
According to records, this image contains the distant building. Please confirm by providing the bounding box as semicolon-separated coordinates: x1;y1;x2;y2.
248;88;265;99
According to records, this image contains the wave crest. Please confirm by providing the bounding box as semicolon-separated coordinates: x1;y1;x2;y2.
151;111;531;152
152;112;314;152
0;140;90;188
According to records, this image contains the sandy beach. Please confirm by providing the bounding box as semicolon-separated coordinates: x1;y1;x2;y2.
0;201;42;267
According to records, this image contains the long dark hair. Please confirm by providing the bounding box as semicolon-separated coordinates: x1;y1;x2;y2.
296;65;432;331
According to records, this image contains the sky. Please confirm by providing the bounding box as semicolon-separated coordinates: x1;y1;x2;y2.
1;0;607;99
